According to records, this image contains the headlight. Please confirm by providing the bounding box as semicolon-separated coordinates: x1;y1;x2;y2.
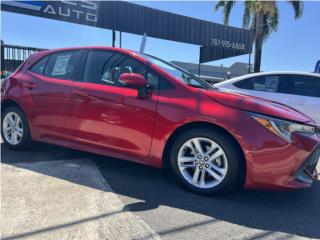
250;113;317;142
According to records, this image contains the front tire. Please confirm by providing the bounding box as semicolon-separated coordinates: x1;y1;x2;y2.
170;128;242;196
1;106;32;150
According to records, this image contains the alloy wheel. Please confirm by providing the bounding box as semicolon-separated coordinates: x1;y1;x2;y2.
177;137;228;189
2;112;24;145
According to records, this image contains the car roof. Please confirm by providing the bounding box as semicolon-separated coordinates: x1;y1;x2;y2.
29;46;151;66
215;71;320;86
41;46;135;54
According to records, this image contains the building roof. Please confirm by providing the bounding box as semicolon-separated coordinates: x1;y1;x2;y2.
171;61;251;82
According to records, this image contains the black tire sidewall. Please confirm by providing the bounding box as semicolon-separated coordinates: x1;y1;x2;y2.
1;106;31;149
170;128;241;195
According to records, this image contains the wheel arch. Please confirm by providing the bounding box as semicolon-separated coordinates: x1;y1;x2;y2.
162;121;246;186
1;99;23;113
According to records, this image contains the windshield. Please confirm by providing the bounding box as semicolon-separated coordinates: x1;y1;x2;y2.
138;53;213;89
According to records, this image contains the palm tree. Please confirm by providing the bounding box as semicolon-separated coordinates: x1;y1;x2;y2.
215;1;303;72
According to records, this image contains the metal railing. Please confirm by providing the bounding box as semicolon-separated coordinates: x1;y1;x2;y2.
1;41;46;78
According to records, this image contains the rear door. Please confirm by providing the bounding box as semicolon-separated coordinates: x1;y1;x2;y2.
289;75;320;124
25;50;83;140
233;74;291;105
70;50;159;158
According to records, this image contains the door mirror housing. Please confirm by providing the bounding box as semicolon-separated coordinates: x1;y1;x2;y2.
119;73;148;89
119;73;150;98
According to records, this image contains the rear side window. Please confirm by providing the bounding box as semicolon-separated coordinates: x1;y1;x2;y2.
234;75;289;93
291;75;320;97
30;56;49;75
44;51;82;80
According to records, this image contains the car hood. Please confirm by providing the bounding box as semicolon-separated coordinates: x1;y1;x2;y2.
204;89;314;124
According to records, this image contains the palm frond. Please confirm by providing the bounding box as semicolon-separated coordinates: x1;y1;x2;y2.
243;1;254;29
215;0;302;40
223;1;236;25
287;0;304;19
214;0;226;11
268;5;279;32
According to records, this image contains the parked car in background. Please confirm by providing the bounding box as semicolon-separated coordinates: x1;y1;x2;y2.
1;47;319;195
215;72;320;124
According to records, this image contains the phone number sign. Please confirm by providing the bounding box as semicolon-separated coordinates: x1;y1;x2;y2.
210;38;246;50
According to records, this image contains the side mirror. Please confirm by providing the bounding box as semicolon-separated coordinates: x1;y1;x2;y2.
119;73;150;98
118;73;147;89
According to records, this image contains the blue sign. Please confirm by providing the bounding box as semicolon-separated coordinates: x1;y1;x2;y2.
2;1;98;24
3;1;45;11
315;60;320;73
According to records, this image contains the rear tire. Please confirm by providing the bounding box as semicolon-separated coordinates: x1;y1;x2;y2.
170;128;242;196
1;106;32;150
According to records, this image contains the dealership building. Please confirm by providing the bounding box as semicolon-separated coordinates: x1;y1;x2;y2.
172;61;251;83
1;1;254;81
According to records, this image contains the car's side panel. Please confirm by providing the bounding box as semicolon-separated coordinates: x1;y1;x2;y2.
287;75;320;124
149;88;317;190
218;78;292;110
241;89;291;107
290;95;320;124
21;71;75;140
68;81;159;159
217;74;320;125
14;50;86;142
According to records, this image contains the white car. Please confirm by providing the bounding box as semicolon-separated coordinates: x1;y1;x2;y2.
215;71;320;124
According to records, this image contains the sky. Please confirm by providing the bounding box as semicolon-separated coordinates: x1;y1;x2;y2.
1;1;320;72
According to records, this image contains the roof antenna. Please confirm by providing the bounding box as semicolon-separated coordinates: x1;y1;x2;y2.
139;32;147;53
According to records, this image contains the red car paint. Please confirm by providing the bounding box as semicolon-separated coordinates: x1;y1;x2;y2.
118;73;148;88
1;46;319;190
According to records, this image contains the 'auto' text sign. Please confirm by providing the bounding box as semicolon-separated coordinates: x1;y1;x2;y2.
2;1;98;25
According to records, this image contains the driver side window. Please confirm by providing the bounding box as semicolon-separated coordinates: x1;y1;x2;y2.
106;57;147;86
84;50;158;88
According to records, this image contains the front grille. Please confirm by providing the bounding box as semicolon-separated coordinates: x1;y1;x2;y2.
294;145;320;184
305;146;320;174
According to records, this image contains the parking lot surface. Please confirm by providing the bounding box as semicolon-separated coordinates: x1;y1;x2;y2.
1;142;320;240
1;158;159;240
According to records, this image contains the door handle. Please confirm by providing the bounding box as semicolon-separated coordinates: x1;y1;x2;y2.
72;89;89;98
24;82;37;90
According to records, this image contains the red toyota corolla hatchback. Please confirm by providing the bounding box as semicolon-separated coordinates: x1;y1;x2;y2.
1;47;319;195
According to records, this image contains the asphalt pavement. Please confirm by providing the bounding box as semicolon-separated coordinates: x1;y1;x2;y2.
1;142;320;240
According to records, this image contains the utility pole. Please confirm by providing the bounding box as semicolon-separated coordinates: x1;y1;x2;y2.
248;53;251;73
1;40;4;75
254;11;264;72
112;30;116;47
198;47;201;77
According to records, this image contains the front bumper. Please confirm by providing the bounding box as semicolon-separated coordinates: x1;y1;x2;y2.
237;115;320;190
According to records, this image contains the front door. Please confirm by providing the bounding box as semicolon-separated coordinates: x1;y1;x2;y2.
289;75;320;124
70;50;159;159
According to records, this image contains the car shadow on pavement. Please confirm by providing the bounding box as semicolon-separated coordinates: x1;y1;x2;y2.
2;142;320;239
